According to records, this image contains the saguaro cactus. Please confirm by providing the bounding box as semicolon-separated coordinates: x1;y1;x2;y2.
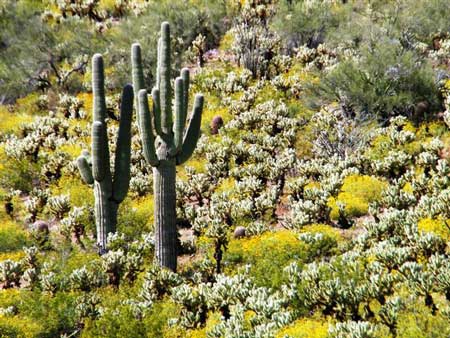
77;54;133;253
132;22;204;271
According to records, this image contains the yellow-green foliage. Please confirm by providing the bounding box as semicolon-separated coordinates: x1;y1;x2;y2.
0;220;30;253
0;106;33;135
15;93;45;115
118;195;154;237
216;177;236;194
58;143;84;160
417;218;450;240
0;315;44;338
301;224;342;243
395;301;450;338
166;312;222;338
0;289;22;309
50;176;94;207
226;230;309;288
276;318;329;338
57;249;99;274
82;294;179;338
329;175;386;220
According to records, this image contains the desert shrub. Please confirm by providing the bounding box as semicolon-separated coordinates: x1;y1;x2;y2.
0;221;30;253
0;153;39;193
226;230;309;288
81;299;178;338
316;41;441;122
275;318;329;338
329;175;386;220
17;291;78;337
272;0;349;50
395;301;450;338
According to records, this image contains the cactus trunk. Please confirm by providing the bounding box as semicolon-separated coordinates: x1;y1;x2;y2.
154;161;177;271
94;181;118;253
134;22;204;271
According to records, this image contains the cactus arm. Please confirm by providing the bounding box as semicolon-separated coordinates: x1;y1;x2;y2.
152;87;163;136
159;22;172;134
131;43;145;126
173;77;185;153
181;68;190;118
91;121;107;181
92;54;107;123
76;155;94;184
112;84;133;203
176;94;204;165
156;37;162;88
138;89;159;166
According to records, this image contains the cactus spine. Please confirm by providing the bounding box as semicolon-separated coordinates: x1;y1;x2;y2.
132;22;204;271
77;54;133;253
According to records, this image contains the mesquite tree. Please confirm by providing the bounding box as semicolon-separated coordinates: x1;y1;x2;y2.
77;54;133;253
132;22;204;271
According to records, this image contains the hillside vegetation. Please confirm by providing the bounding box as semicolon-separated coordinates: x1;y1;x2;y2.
1;0;450;337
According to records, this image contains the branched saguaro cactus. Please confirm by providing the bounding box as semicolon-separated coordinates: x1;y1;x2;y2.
132;22;204;271
77;54;133;253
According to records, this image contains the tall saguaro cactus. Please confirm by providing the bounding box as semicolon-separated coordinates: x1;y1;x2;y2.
132;22;204;271
77;54;133;253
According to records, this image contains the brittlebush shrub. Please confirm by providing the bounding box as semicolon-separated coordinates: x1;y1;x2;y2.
226;230;308;288
329;175;386;220
417;218;450;241
276;318;329;338
226;227;340;289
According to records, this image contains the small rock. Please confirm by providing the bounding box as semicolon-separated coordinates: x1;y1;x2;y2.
33;220;49;233
233;226;246;239
210;115;224;135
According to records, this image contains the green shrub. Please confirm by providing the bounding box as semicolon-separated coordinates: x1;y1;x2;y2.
0;221;30;253
17;291;78;337
316;41;441;121
0;152;39;193
82;299;178;338
0;315;44;338
396;301;450;338
273;0;349;49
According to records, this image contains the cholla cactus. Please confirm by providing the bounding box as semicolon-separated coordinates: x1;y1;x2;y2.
47;194;71;219
77;54;133;253
0;260;23;289
57;94;85;119
231;0;280;78
188;34;206;68
60;206;90;247
69;266;107;292
329;321;380;338
75;293;102;323
140;265;183;306
132;22;204;271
